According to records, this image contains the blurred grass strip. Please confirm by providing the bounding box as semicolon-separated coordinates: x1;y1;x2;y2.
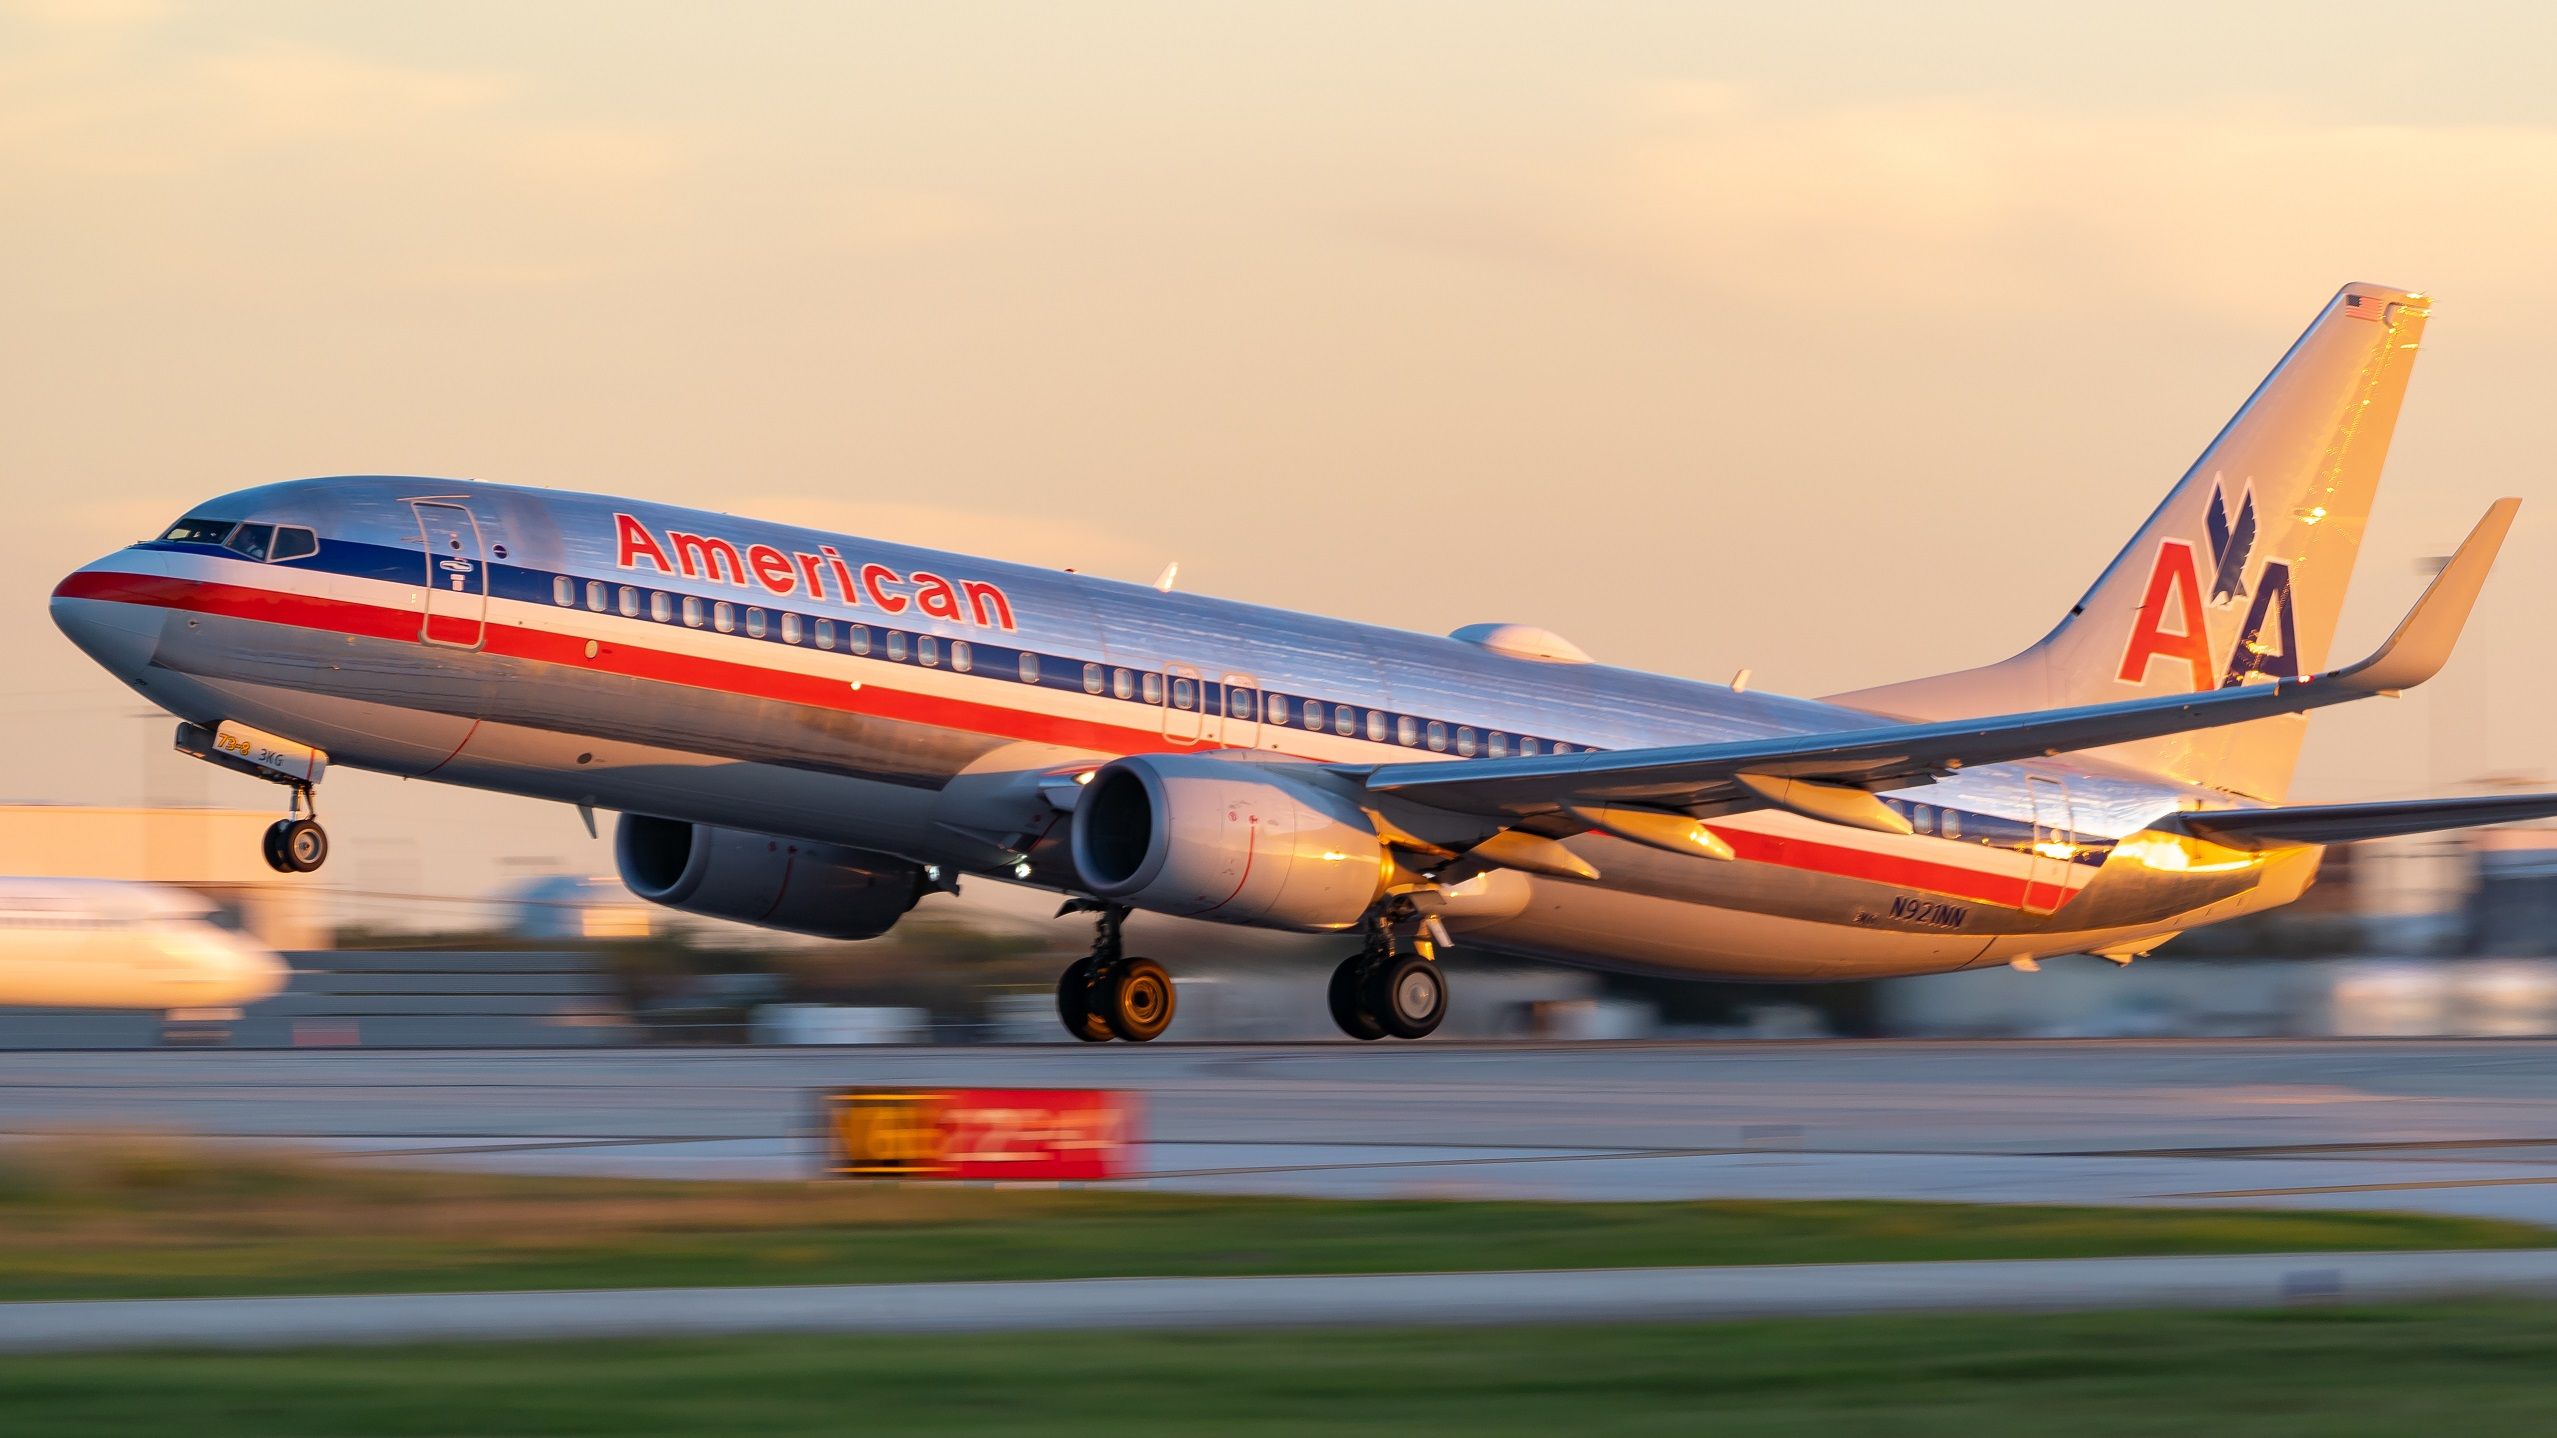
0;1134;2545;1302
7;1305;2557;1435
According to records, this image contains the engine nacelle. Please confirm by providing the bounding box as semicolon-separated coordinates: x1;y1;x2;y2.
614;815;925;940
1070;755;1388;931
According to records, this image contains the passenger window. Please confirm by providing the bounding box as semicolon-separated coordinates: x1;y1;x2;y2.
269;527;319;562
816;618;836;650
887;631;909;662
1552;742;1574;756
682;596;705;628
1910;804;1933;835
1302;700;1324;730
713;601;735;633
1336;706;1357;737
552;576;576;607
586;581;609;613
1365;710;1389;743
1229;689;1255;722
1142;673;1164;706
1456;727;1479;757
1083;662;1105;695
1018;653;1041;684
851;625;872;655
918;635;939;667
222;523;275;561
1112;669;1135;700
952;641;971;673
619;586;641;619
1426;721;1447;752
650;591;673;624
1941;810;1963;841
781;613;803;645
1519;737;1541;756
1267;696;1290;726
1397;716;1419;747
1488;732;1509;758
1171;677;1195;711
745;607;767;638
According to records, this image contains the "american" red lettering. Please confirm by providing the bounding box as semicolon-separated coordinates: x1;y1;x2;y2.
609;514;1018;631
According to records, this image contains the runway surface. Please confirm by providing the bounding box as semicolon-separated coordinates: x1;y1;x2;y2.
10;1039;2557;1222
11;1250;2557;1353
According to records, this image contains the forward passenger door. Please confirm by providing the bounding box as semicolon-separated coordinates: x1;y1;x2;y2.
411;500;488;649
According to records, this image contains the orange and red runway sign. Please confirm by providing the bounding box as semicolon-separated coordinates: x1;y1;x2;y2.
822;1088;1141;1181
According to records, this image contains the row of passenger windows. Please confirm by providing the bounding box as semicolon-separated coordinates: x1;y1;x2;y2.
549;576;1583;757
1063;657;1565;756
552;577;1000;673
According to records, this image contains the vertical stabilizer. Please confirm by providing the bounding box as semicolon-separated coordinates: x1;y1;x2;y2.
1829;283;2431;802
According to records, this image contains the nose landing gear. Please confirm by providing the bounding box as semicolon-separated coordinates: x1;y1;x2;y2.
1055;902;1176;1043
261;785;328;875
173;722;332;875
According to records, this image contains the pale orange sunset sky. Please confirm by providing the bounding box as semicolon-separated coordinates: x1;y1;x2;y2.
8;1;2557;918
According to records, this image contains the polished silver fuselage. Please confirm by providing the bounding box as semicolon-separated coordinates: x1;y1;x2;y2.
51;477;2314;979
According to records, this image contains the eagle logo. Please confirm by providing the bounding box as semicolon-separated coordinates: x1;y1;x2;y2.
2204;478;2255;607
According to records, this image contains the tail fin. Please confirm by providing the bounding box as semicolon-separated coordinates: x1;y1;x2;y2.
1829;282;2432;802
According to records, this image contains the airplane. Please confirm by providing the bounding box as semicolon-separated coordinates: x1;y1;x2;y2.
0;878;289;1039
49;281;2557;1044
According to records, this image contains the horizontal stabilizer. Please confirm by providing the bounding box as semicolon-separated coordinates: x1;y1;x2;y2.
2162;792;2557;850
1358;501;2518;820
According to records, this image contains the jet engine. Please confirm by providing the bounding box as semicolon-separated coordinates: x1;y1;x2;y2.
614;815;926;940
1069;755;1388;930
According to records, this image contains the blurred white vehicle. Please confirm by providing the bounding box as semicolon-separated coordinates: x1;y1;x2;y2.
0;879;288;1029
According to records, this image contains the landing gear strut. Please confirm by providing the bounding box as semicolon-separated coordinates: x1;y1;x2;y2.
261;784;328;875
1055;902;1176;1043
1329;915;1447;1041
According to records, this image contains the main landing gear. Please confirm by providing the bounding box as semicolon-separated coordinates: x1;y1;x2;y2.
1328;916;1447;1041
1056;902;1175;1043
261;784;329;875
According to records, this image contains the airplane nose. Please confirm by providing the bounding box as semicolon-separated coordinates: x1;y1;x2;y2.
50;559;166;682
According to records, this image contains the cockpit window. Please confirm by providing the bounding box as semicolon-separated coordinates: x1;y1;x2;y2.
269;527;319;562
222;523;276;561
161;516;235;545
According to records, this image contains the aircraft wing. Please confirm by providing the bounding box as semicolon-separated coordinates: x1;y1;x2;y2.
2161;792;2557;850
1355;500;2517;821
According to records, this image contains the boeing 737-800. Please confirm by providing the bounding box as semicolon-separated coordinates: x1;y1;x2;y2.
50;282;2557;1042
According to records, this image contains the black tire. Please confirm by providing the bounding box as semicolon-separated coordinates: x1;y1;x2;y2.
1366;954;1447;1040
1103;957;1175;1043
280;818;328;873
260;821;295;875
1057;958;1113;1042
1328;954;1386;1041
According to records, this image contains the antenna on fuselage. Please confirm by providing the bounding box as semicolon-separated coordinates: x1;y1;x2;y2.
1154;562;1180;594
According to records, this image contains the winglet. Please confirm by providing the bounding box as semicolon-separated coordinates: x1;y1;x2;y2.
2332;498;2520;695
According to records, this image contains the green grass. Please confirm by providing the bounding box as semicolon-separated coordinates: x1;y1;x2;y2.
8;1305;2557;1435
0;1135;2545;1302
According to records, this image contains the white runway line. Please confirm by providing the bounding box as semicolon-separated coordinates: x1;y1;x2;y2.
9;1250;2557;1353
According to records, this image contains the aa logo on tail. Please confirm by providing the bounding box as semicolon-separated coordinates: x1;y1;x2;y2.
2117;480;2298;691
